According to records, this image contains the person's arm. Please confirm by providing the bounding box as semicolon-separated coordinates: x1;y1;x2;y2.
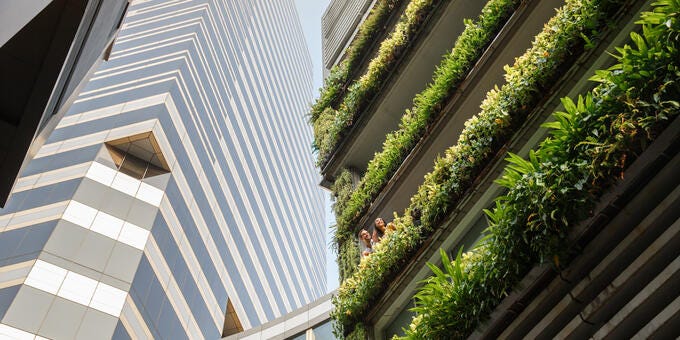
372;229;379;243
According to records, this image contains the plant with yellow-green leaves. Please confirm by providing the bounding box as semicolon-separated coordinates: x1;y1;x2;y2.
313;0;445;165
310;0;402;124
331;0;648;336
331;0;523;271
400;2;679;336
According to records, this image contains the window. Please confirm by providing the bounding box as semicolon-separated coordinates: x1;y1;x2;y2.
222;299;244;337
105;132;170;180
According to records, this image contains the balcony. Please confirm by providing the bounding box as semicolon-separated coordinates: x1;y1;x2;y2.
320;0;490;188
328;0;667;337
321;0;377;72
331;0;569;233
367;9;652;331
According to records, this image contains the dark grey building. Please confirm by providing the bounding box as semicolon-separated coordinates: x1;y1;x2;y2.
0;0;326;339
0;0;129;207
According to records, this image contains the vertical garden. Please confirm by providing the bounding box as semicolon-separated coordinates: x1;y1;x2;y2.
313;0;679;338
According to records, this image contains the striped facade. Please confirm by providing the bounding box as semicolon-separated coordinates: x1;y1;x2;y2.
321;0;374;70
0;0;325;339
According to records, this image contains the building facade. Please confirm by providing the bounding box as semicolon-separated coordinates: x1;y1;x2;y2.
223;292;334;340
0;0;129;207
0;0;326;339
320;0;375;75
316;0;679;338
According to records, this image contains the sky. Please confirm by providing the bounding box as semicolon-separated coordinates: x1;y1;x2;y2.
293;0;329;96
291;0;339;293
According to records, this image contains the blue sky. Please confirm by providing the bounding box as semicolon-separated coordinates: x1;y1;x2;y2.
292;0;339;293
293;0;329;95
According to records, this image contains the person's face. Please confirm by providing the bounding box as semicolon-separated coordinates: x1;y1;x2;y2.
375;218;385;228
360;230;370;239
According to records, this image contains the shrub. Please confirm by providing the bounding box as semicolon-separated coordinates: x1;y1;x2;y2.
310;0;402;123
332;0;522;255
400;1;680;337
337;237;360;281
314;0;444;164
331;0;637;335
346;323;367;340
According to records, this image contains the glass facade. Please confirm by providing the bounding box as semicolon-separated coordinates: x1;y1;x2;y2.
0;0;325;339
222;292;334;340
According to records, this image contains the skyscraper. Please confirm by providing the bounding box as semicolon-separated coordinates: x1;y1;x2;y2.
320;0;374;76
0;1;325;339
0;0;129;206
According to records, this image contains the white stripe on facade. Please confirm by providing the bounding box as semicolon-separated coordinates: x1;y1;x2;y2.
163;95;272;322
24;260;128;317
120;295;155;339
144;237;205;338
1;1;325;335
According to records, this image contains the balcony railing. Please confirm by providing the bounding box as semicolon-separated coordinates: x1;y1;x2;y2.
329;0;667;336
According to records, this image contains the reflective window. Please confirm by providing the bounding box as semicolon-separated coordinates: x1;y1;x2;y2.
0;324;40;339
24;260;67;294
221;298;243;337
312;321;334;340
58;271;98;305
289;332;306;340
118;221;149;250
385;300;416;338
90;211;124;239
111;172;141;196
106;133;169;181
86;162;116;186
25;260;128;316
118;151;147;179
137;183;163;206
62;200;150;248
90;282;127;316
85;162;165;207
101;133;169;205
62;200;98;228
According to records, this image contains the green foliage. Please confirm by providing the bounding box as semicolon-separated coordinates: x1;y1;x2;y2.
330;170;362;282
345;323;367;340
331;0;649;335
337;236;360;281
410;0;619;231
402;248;493;338
331;170;355;229
399;2;680;337
313;0;444;165
332;213;423;337
310;0;401;124
313;107;341;159
332;0;522;259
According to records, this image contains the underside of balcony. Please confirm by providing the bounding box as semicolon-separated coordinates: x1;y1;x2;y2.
320;0;496;188
358;0;653;336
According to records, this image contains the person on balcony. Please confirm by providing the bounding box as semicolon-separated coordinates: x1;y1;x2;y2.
373;217;386;241
359;229;373;257
373;217;397;242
